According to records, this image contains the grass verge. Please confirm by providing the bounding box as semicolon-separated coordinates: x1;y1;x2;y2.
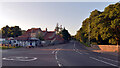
0;46;22;49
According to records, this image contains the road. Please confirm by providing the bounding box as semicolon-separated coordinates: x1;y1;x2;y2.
1;41;119;68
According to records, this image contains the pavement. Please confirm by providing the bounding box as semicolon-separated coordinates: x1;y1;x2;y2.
1;41;119;68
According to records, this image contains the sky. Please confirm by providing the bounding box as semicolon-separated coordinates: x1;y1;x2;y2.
0;2;116;35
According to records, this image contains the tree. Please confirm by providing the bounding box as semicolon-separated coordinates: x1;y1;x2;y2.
21;30;26;35
2;25;10;38
61;28;71;41
1;25;22;38
110;18;120;45
75;2;120;45
12;26;22;37
36;31;44;41
55;23;59;34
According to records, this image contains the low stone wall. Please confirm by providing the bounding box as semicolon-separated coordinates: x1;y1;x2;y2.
91;45;119;52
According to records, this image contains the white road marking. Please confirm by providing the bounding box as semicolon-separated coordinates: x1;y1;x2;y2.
3;57;37;61
74;43;76;49
89;57;118;67
56;60;62;67
2;58;14;60
55;55;58;60
98;56;118;63
52;51;55;54
73;43;77;51
54;48;63;67
55;49;59;59
76;51;82;54
52;49;58;54
56;50;58;53
17;57;37;61
74;43;90;55
58;63;62;67
74;43;82;54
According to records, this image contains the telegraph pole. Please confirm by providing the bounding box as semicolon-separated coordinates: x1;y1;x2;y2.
88;22;91;46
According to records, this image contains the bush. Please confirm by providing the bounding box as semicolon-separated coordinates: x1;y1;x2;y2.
0;46;22;49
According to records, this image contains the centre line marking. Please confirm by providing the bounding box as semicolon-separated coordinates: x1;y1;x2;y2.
54;48;63;67
89;57;118;67
52;49;58;54
74;42;89;55
58;63;62;67
52;51;55;54
74;42;83;55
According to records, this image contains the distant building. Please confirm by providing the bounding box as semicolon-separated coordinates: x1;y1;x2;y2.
42;31;64;45
41;28;64;46
15;28;41;47
12;27;64;47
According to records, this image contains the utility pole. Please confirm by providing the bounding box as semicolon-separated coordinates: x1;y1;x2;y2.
88;22;91;46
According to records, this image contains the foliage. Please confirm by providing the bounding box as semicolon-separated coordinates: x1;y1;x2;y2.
36;32;44;41
1;25;22;38
75;3;120;45
21;30;26;35
0;46;22;49
61;28;71;41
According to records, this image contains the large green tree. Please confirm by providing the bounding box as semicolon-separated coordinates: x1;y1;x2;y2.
75;3;120;45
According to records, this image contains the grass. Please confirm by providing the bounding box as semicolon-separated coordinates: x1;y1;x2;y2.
0;46;22;49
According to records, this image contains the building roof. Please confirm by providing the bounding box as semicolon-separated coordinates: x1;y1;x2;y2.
15;36;29;41
15;28;41;41
43;32;55;40
15;36;39;41
43;31;64;41
26;28;41;33
15;28;64;42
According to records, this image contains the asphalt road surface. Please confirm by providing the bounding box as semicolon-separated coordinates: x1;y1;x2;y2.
1;41;119;68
